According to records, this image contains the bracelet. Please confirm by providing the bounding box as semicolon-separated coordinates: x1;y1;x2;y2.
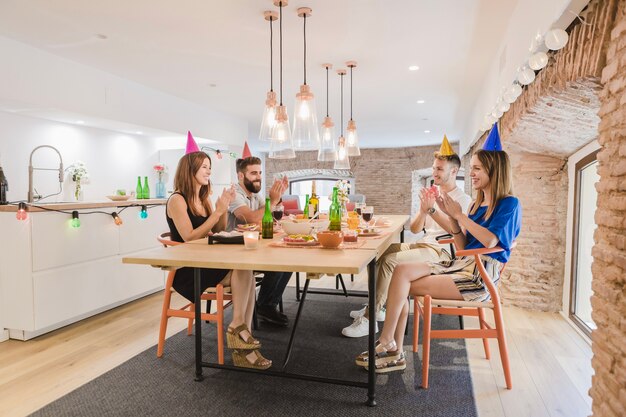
451;229;462;235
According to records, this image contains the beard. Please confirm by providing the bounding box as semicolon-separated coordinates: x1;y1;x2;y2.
243;176;262;193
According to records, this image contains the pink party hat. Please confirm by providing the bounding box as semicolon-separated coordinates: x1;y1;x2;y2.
185;131;200;154
242;141;252;158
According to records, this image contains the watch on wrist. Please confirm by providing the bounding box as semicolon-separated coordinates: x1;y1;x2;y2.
427;207;436;215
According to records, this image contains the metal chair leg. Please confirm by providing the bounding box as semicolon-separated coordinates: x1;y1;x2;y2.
205;299;212;323
295;272;301;301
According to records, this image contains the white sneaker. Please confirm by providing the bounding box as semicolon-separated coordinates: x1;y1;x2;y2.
349;305;386;322
342;316;379;338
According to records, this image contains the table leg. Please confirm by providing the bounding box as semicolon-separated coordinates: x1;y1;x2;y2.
400;228;405;243
295;272;301;301
282;278;310;370
367;259;377;406
194;268;204;381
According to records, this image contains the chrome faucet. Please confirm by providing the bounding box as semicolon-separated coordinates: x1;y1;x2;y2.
28;145;64;203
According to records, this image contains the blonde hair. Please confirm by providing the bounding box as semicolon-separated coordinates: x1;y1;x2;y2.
469;150;513;220
173;152;213;217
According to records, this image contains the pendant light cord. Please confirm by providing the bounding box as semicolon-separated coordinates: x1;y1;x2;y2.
303;14;307;85
326;67;329;117
340;73;344;136
279;2;283;106
269;18;273;92
350;66;353;120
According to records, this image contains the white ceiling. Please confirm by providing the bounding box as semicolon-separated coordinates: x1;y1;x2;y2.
0;0;521;150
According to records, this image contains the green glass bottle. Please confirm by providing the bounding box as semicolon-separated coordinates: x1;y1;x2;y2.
136;176;143;200
329;187;341;231
143;176;150;199
262;197;274;239
303;194;310;218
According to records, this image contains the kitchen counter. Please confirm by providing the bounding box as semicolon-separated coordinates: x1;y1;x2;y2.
0;202;168;341
0;198;166;212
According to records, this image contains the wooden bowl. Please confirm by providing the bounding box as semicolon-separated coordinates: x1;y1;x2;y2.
316;231;343;248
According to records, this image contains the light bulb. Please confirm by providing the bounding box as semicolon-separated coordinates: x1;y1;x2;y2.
322;128;332;142
545;28;568;51
266;107;276;126
518;68;535;85
347;130;357;147
16;202;28;221
71;211;81;228
528;51;548;70
298;102;310;119
275;123;287;142
112;212;123;226
338;145;346;160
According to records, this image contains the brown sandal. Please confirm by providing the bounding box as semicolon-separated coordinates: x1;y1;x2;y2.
232;349;272;370
355;340;400;367
226;324;261;350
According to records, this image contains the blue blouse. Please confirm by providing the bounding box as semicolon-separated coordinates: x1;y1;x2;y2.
464;196;521;263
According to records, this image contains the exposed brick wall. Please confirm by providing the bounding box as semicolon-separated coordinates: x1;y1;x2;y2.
590;0;626;415
264;145;442;215
461;0;618;313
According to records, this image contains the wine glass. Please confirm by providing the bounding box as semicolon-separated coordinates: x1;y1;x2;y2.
362;206;374;225
355;202;365;217
272;205;284;222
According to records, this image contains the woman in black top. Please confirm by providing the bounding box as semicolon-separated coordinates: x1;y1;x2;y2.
167;151;271;369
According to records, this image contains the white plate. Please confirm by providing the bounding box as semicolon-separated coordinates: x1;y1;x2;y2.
106;195;132;201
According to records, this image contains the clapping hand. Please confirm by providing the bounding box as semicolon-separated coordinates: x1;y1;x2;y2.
216;185;236;214
436;191;462;220
269;175;289;204
419;188;436;214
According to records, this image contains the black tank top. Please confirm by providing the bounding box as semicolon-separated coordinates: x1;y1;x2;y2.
166;192;211;242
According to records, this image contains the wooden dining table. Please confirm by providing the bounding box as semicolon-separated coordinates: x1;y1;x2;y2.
122;214;409;407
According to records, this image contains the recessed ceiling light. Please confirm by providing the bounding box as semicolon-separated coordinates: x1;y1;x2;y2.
409;65;420;71
76;120;85;124
416;100;425;104
424;130;431;133
209;83;217;88
135;131;143;135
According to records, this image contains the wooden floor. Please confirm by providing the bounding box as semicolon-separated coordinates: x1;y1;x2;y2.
0;273;593;417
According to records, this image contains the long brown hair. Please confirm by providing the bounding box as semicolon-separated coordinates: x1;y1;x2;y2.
469;149;513;220
173;151;213;217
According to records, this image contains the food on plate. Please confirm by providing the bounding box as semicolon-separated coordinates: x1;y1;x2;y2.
237;224;258;231
343;233;358;243
116;189;126;196
283;234;316;243
358;227;379;235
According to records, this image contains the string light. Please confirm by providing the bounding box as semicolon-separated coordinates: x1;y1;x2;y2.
140;205;148;219
16;202;28;221
111;212;123;226
71;211;81;228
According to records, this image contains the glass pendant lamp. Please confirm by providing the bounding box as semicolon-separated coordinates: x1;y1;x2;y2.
269;1;295;159
292;7;320;151
318;63;337;161
259;10;279;141
345;61;361;156
334;69;350;170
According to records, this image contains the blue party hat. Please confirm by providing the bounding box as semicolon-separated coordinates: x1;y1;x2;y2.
483;123;503;151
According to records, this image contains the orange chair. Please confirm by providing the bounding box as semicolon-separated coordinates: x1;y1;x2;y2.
156;232;232;364
413;239;514;389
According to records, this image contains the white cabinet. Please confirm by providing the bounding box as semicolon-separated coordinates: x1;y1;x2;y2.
0;204;167;340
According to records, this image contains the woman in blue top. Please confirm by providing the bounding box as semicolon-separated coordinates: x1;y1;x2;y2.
356;149;521;373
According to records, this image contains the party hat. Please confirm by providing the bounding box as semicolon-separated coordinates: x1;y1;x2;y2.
242;141;252;159
185;131;200;154
438;134;455;156
482;124;503;151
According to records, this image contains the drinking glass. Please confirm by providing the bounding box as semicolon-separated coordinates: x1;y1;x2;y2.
355;202;365;217
243;231;260;249
272;205;284;222
347;216;360;230
362;206;374;225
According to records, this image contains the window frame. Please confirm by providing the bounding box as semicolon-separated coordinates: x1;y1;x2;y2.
568;149;599;337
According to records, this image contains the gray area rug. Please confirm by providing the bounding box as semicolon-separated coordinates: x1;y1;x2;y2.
33;290;477;417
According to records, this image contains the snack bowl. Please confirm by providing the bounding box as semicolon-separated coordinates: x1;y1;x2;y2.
316;231;344;248
280;220;315;236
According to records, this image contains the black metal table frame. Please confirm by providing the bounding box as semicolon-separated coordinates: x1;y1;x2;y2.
294;228;404;300
192;258;379;407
